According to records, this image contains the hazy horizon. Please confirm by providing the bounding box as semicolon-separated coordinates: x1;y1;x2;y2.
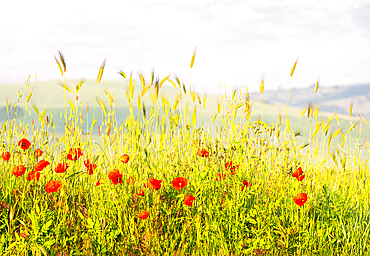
2;0;370;95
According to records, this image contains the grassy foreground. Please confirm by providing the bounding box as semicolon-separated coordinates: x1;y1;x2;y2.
0;52;370;255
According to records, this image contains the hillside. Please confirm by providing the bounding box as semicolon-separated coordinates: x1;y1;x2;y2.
250;83;370;118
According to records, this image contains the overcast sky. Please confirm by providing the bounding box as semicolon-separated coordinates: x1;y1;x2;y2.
1;0;370;94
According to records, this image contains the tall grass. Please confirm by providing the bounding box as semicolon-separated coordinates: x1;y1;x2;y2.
0;52;369;256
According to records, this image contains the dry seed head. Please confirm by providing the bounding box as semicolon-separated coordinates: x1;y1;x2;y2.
142;101;146;119
191;91;195;103
151;68;155;85
58;51;66;72
76;78;86;94
86;102;89;113
155;78;159;100
290;57;299;77
197;94;201;105
169;79;177;88
260;75;265;93
97;58;107;84
315;79;319;93
232;89;237;101
118;70;126;79
314;107;319;119
190;47;197;68
138;72;145;88
300;108;306;117
54;55;64;77
349;101;354;118
160;75;170;88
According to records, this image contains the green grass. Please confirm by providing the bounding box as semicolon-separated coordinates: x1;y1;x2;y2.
0;53;370;255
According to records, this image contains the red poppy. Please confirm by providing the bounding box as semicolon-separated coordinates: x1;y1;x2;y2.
84;160;97;175
296;174;305;181
95;177;101;187
66;148;83;161
147;177;162;190
35;148;43;157
108;169;123;185
197;148;209;158
215;173;226;181
294;193;307;207
127;176;135;185
184;195;195;206
292;167;305;181
2;152;10;161
120;154;129;163
12;165;26;177
34;159;50;172
18;138;31;150
138;210;149;219
292;167;303;178
45;180;62;193
225;161;239;175
225;161;233;169
27;171;40;182
136;190;144;196
242;180;252;191
172;177;187;191
55;162;69;173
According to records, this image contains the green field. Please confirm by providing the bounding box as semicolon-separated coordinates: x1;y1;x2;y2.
0;54;370;255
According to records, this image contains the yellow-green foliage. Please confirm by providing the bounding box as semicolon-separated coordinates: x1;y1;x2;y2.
0;55;369;256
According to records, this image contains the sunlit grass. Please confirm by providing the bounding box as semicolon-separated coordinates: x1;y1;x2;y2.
0;52;369;255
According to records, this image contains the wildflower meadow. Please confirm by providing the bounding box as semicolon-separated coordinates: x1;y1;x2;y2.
0;51;369;255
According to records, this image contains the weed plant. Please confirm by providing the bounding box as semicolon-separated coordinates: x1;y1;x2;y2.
0;51;369;255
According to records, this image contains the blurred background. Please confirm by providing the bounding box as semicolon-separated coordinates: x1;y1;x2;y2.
1;0;370;93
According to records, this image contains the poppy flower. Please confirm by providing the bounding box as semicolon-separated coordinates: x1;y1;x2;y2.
294;193;307;207
34;159;50;172
225;161;233;169
18;138;31;150
84;160;96;175
108;169;122;185
27;171;40;182
136;190;144;196
12;165;26;177
147;177;162;190
45;180;62;193
66;148;83;161
2;152;10;161
242;181;252;191
55;162;69;173
296;174;305;181
95;177;101;187
172;177;187;191
292;167;303;178
197;148;209;158
215;173;226;181
35;148;43;157
127;176;135;185
184;195;195;206
138;210;149;219
120;154;129;163
292;167;305;181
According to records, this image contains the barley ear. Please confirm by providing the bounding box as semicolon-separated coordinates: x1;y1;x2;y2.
54;55;64;77
76;78;86;94
97;58;107;84
58;51;66;72
190;47;197;68
290;57;299;77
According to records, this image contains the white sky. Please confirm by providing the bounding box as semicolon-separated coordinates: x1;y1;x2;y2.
1;0;370;94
